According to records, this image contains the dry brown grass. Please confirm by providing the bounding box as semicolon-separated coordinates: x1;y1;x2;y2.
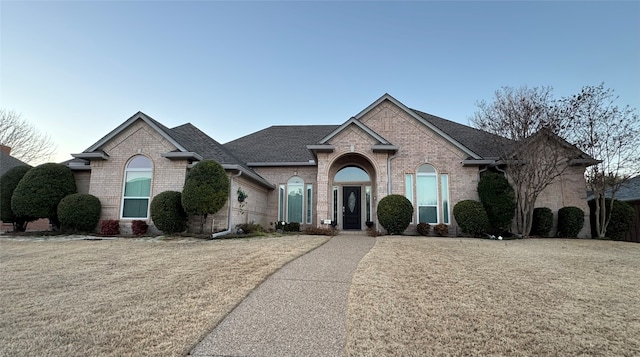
0;235;328;357
346;237;640;357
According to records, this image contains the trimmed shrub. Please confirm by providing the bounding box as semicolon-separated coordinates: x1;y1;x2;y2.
303;226;337;236
182;160;229;233
434;223;449;237
417;222;431;236
531;207;553;237
57;193;101;232
150;191;188;234
590;199;635;240
11;163;77;230
0;165;32;231
453;200;490;237
236;223;264;234
377;194;413;235
132;220;149;236
285;222;300;232
477;172;516;234
557;206;584;237
100;220;120;235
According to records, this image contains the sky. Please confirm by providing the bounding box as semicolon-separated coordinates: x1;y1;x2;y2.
2;1;639;164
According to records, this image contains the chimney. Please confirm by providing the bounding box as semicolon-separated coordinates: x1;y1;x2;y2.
0;145;11;155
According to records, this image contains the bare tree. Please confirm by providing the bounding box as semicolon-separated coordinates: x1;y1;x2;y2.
564;84;640;238
0;109;57;165
472;86;578;237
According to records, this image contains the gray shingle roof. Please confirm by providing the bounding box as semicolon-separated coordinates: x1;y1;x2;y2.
589;176;640;202
410;109;511;158
0;151;30;176
169;123;247;166
224;125;339;164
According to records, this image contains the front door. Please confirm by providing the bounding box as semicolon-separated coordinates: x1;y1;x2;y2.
343;186;361;230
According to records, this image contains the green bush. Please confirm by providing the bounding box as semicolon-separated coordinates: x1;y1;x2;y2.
377;194;413;235
57;193;101;232
590;199;635;240
453;200;490;237
477;172;516;234
557;206;584;237
303;226;337;236
11;163;77;230
182;160;229;233
531;207;553;237
434;223;449;237
417;222;431;236
150;191;188;234
0;165;32;231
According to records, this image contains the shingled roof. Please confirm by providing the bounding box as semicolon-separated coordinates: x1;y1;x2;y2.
224;125;339;165
0;150;30;176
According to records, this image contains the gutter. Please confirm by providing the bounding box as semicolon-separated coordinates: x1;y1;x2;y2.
211;170;243;239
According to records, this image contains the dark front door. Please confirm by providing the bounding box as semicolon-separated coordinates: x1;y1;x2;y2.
343;186;361;230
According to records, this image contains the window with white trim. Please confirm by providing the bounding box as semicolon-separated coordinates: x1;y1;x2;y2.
122;155;152;219
417;164;438;224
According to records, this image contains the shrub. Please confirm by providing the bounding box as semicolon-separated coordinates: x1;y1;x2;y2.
590;199;635;240
182;160;229;233
417;222;431;236
275;221;301;232
132;220;149;236
434;223;449;237
557;206;585;237
531;207;553;237
100;220;120;235
377;194;413;235
303;226;337;236
235;223;264;234
150;191;188;234
477;172;516;234
57;193;101;232
0;165;32;231
11;163;77;230
453;200;490;237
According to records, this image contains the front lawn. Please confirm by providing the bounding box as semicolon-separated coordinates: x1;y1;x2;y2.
0;235;328;357
346;237;640;356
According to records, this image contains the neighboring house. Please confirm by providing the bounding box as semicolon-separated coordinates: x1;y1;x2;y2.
67;94;595;236
0;145;50;232
588;176;640;242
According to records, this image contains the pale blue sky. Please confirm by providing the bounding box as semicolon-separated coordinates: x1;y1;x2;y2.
2;1;639;163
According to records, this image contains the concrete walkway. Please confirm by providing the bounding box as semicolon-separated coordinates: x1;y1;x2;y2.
190;234;375;357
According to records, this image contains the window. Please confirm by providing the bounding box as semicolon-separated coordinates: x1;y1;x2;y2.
306;184;313;224
122;155;152;219
333;186;339;223
441;174;450;224
278;185;285;221
335;166;370;182
417;164;438;224
287;177;304;223
365;185;372;222
405;174;413;223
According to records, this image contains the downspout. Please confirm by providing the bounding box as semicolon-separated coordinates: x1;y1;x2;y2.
211;170;243;239
387;153;397;195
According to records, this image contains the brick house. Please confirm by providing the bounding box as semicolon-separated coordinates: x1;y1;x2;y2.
68;94;595;236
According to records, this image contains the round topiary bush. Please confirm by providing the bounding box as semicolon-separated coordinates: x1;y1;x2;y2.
57;193;102;232
531;207;553;237
377;194;413;235
453;200;490;237
150;190;188;234
477;172;515;234
11;163;77;230
557;206;584;237
0;165;32;231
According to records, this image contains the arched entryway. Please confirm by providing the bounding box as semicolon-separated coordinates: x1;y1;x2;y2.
329;154;377;231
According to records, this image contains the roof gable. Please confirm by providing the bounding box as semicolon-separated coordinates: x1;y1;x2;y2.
318;117;391;145
354;94;483;159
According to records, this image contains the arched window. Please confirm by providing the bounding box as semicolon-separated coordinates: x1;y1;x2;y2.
417;164;438;224
287;176;304;223
335;166;370;183
122;155;153;219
